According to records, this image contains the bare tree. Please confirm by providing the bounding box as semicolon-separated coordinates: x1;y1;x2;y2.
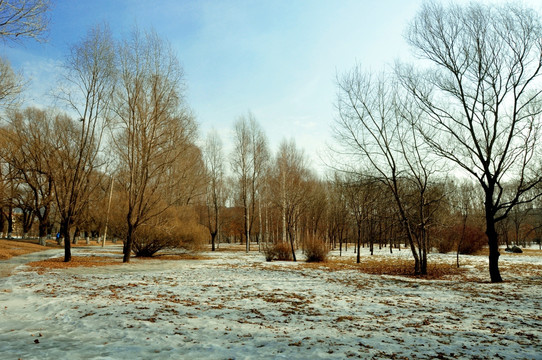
203;129;225;251
326;177;350;255
230;112;269;252
270;139;311;262
338;173;381;261
53;24;116;261
2;107;55;244
0;0;50;42
334;68;442;275
400;2;542;282
113;28;195;263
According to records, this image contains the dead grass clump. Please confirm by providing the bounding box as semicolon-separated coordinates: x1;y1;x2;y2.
305;256;466;280
27;256;122;271
141;253;212;261
304;239;329;263
264;242;293;261
0;239;60;260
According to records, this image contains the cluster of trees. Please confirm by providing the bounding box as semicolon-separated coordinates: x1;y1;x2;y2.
2;1;542;283
333;2;542;282
0;1;204;263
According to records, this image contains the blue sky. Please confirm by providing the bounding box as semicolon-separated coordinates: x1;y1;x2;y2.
3;0;541;173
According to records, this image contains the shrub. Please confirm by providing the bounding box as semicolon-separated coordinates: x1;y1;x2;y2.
132;223;178;257
459;226;487;255
304;238;329;262
132;206;206;257
263;241;293;261
435;226;457;254
435;225;487;255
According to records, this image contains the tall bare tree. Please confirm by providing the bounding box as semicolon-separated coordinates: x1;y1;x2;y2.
113;28;195;263
230;112;269;252
53;24;116;261
400;2;542;282
334;68;441;275
203;129;225;251
270;139;311;261
2;107;55;244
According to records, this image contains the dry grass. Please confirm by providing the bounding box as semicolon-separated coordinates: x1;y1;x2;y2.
211;244;253;252
302;256;467;280
473;247;542;256
506;248;542;256
27;256;122;272
137;253;211;261
0;238;127;261
0;239;61;260
25;251;209;273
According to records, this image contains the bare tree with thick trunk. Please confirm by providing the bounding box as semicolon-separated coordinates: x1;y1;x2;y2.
113;28;195;263
400;2;542;282
53;24;115;261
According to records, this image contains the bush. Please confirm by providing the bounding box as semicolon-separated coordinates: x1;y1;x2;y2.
263;241;293;261
435;225;487;255
435;226;457;254
304;238;329;262
459;226;487;255
132;223;178;257
131;206;206;257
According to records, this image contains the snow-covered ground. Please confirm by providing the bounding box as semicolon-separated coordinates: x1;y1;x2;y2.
0;246;541;359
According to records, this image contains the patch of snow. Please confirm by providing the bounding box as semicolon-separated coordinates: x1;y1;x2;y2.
0;246;540;359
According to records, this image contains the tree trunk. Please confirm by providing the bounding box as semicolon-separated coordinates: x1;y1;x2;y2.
72;227;79;244
486;217;502;283
356;225;361;264
211;231;217;251
38;219;49;246
124;222;134;263
245;204;250;253
62;219;71;262
7;205;13;238
288;229;297;262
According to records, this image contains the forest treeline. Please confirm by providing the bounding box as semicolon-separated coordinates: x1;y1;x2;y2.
2;1;542;283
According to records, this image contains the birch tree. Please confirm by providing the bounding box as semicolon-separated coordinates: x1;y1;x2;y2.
271;139;311;262
230;112;269;252
203;129;225;251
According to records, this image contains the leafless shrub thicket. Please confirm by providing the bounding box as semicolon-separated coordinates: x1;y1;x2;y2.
304;238;329;263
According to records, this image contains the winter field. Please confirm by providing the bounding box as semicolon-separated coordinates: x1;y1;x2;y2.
0;241;541;360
